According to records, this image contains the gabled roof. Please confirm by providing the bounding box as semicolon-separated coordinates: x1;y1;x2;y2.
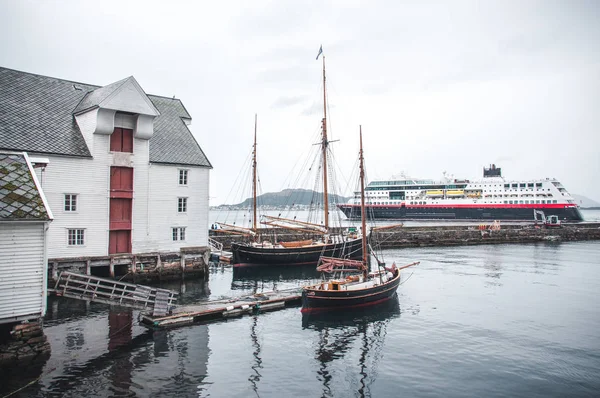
74;76;160;116
0;67;212;167
0;152;52;221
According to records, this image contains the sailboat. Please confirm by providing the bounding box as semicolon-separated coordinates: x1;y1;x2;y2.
230;54;364;268
301;127;419;313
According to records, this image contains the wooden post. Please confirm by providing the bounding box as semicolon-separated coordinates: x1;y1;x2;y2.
131;255;137;274
180;253;186;271
109;257;115;278
52;262;58;281
86;259;91;276
156;254;162;269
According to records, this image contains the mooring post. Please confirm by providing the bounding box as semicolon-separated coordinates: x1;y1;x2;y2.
180;252;186;271
86;259;91;276
131;255;137;274
156;254;162;269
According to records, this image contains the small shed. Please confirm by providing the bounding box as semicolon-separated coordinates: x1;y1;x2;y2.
0;152;53;324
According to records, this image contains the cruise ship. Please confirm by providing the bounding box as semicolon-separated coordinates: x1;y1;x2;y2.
337;165;583;221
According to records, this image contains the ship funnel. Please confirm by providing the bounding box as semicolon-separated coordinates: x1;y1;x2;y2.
483;164;502;178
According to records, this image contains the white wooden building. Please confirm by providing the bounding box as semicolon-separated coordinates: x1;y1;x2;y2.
0;67;212;259
0;152;53;324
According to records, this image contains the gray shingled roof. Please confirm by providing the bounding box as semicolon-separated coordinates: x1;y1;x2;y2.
0;67;212;167
73;76;130;114
0;152;51;221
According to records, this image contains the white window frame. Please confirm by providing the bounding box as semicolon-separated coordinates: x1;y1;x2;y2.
64;194;78;212
178;197;188;213
178;169;189;186
172;227;186;241
67;228;85;246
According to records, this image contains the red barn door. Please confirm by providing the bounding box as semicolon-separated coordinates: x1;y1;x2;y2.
109;167;133;254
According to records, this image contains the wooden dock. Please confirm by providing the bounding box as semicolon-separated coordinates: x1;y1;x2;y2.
140;287;302;329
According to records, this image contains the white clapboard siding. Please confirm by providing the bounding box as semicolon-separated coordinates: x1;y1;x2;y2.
133;164;210;252
0;222;46;324
37;114;210;257
40;152;110;258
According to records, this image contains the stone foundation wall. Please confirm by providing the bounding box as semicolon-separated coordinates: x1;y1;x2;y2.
209;224;600;250
0;322;50;364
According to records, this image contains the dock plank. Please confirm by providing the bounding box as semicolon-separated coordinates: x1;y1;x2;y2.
140;287;302;329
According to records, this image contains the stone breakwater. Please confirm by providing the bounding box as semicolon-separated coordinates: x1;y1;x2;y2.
209;223;600;250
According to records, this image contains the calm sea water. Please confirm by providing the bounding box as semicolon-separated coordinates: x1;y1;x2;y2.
2;241;600;397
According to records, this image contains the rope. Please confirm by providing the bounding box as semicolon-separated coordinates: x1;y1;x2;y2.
1;367;57;398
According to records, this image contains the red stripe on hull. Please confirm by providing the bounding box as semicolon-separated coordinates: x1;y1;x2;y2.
340;203;576;209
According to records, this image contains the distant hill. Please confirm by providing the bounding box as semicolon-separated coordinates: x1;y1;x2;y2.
216;188;350;208
572;194;600;209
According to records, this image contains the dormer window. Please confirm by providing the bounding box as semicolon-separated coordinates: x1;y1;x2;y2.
110;128;133;153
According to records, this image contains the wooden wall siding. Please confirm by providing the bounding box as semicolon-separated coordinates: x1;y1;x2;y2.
110;167;134;198
0;223;46;324
74;108;98;154
109;198;132;230
40;151;110;258
109;230;131;254
133;164;210;252
32;110;210;258
110;128;133;153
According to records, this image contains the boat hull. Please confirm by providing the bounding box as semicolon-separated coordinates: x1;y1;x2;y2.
338;204;584;221
231;237;364;268
301;270;402;314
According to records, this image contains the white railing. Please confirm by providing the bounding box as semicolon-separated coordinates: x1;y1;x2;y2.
208;237;223;255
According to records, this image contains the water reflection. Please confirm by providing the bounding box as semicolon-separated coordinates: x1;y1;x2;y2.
302;295;401;398
482;246;504;287
248;316;263;394
231;264;320;292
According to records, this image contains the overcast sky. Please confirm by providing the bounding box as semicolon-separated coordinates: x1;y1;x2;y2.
1;0;599;205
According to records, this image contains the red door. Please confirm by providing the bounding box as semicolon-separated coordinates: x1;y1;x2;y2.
109;166;133;254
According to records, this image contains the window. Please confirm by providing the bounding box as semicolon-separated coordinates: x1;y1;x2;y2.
172;227;186;241
110;128;133;153
64;194;77;211
68;229;85;245
179;169;188;185
178;197;188;213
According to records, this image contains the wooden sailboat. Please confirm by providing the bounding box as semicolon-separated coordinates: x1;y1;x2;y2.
301;127;419;313
231;54;364;268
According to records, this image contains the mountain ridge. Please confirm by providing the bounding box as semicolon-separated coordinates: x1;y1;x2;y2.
214;188;350;208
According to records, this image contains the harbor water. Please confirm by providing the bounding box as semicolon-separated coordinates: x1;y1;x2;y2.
2;240;600;397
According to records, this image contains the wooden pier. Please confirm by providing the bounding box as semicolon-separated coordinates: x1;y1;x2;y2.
140;287;302;329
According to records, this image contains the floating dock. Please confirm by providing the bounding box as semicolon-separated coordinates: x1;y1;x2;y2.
139;287;302;329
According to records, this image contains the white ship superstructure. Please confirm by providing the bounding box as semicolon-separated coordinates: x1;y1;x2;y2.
338;165;582;221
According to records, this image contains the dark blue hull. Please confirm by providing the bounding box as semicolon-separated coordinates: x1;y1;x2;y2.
338;204;583;221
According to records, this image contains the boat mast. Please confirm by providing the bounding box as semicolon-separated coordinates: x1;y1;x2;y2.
321;55;329;230
252;114;258;232
359;126;368;279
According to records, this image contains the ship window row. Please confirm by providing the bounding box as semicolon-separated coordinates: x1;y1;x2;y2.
504;200;558;204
